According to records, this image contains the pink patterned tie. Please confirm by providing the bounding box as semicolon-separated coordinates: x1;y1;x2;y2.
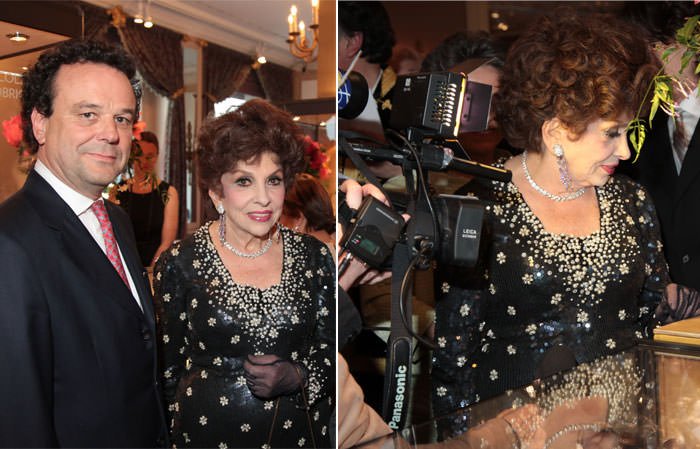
91;200;128;285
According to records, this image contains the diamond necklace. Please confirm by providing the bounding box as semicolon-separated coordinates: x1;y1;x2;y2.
218;218;273;259
521;150;586;202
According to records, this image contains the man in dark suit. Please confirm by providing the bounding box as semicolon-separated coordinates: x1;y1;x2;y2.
0;40;167;447
621;2;700;291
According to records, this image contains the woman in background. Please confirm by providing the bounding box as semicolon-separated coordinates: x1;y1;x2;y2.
154;99;335;448
281;173;336;259
114;131;178;267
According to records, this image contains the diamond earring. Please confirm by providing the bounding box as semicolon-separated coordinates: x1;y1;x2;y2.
216;203;224;215
553;143;573;192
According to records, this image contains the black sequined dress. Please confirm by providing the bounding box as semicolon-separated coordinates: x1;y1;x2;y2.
154;225;335;448
432;170;669;435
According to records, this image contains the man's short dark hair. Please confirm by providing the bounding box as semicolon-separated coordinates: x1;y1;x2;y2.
21;39;141;154
339;1;395;66
622;1;700;45
421;31;505;73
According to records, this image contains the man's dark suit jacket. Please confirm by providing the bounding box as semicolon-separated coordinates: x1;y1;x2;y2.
623;113;700;291
0;170;167;447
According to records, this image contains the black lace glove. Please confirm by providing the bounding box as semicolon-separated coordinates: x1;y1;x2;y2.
243;354;306;399
655;283;700;324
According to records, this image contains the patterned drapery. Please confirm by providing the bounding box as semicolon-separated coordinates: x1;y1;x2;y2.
202;43;252;117
257;62;294;103
114;21;187;238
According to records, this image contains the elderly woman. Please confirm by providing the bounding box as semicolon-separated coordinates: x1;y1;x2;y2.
432;8;700;439
154;99;335;448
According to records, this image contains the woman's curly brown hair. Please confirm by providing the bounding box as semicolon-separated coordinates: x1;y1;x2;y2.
494;8;660;152
197;99;306;196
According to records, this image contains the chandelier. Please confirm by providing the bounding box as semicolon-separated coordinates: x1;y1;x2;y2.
286;0;319;63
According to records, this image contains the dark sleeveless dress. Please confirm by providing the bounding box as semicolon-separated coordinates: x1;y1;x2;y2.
116;181;170;266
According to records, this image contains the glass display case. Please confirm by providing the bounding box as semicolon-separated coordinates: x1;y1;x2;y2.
356;342;700;449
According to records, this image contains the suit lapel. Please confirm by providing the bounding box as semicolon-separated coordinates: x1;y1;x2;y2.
24;171;144;318
109;202;156;325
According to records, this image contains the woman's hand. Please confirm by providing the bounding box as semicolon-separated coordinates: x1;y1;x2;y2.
243;354;304;399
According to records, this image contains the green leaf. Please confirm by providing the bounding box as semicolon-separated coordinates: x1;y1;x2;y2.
681;48;696;72
662;46;678;62
650;95;660;121
677;15;699;43
627;120;647;163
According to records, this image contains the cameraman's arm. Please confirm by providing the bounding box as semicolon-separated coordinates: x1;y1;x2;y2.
338;179;395;289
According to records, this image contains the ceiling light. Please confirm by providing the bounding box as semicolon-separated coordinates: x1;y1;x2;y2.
491;12;500;19
293;116;301;122
144;17;154;28
497;22;509;31
134;15;144;24
7;32;29;42
21;66;28;71
257;55;267;65
319;121;326;127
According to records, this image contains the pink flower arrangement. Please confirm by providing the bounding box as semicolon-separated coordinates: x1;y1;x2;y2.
303;136;330;179
132;120;147;140
2;114;23;149
2;113;35;173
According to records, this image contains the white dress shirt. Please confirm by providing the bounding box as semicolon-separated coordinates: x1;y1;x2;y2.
34;160;143;310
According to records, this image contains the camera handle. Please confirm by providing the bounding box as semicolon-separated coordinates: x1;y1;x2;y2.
382;242;414;430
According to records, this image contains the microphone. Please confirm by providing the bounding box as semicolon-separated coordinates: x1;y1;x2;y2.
337;70;369;120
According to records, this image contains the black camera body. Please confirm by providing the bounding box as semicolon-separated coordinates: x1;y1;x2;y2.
340;195;405;269
338;70;511;431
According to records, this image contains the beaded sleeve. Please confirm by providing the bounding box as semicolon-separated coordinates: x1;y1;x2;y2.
295;237;336;407
152;238;191;425
626;180;671;336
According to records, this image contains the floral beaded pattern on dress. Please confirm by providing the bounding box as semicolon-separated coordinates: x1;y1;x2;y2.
155;224;335;448
432;163;669;436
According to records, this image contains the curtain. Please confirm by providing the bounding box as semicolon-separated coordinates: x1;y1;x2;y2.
257;62;294;104
114;21;187;238
81;3;113;43
202;43;252;117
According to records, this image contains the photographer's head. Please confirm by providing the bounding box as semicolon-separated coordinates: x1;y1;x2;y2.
421;30;504;81
422;31;506;160
338;1;395;71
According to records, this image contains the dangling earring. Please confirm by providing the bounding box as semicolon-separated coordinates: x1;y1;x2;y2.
553;143;573;192
216;203;225;236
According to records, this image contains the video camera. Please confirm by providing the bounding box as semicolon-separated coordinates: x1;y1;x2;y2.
337;69;512;431
339;71;511;271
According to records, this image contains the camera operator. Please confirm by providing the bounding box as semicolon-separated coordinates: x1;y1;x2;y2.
338;179;397;449
339;1;396;135
421;31;510;176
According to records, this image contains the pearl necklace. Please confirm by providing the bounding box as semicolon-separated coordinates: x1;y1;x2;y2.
218;219;273;259
521;150;586;202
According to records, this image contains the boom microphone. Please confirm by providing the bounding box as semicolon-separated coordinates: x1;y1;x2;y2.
337;70;369;120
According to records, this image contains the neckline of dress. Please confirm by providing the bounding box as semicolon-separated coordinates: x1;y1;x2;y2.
203;223;286;292
493;158;606;240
